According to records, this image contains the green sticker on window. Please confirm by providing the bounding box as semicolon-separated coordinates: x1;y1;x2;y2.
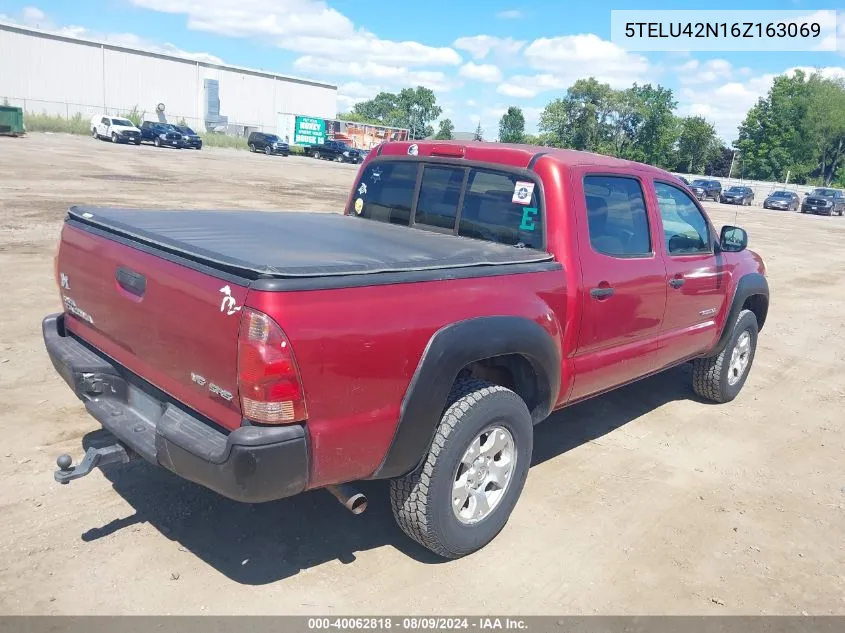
520;207;538;231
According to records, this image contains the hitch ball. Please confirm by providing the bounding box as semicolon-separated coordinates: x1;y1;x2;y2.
57;454;73;470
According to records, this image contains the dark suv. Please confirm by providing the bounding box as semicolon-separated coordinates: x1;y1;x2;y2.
248;132;289;156
688;179;722;202
140;121;185;148
801;188;845;216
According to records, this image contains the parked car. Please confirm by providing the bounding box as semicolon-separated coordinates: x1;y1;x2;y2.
247;132;289;156
304;139;362;163
800;187;845;216
762;190;800;211
174;125;202;150
90;115;141;144
720;186;754;206
688;179;722;201
139;121;186;148
44;142;768;559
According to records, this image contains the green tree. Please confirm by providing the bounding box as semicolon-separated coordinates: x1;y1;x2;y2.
735;70;815;182
434;118;454;140
676;116;719;174
621;84;678;167
351;87;442;139
473;122;484;141
498;106;526;143
805;75;845;185
539;78;617;152
337;111;381;124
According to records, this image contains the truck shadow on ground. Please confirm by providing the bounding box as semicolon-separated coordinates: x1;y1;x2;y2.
81;363;705;585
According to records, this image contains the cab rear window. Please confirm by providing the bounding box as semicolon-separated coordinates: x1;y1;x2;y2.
351;160;544;250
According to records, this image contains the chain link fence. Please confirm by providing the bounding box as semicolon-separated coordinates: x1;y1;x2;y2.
2;96;278;139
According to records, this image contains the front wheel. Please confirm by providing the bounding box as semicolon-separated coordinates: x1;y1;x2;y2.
314;151;321;160
265;145;272;155
154;137;162;148
111;133;118;143
692;309;759;403
390;379;533;559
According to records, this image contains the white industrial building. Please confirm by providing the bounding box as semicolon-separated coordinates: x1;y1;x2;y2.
0;22;337;134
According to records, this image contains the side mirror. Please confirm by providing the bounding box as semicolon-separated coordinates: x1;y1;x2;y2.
720;225;748;252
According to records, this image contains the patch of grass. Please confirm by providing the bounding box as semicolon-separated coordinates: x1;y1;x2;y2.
199;133;249;150
124;106;145;128
24;112;89;135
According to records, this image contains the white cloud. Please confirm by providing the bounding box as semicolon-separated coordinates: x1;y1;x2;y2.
496;10;523;19
293;56;456;91
496;83;537;98
459;62;502;83
3;6;223;63
453;35;525;60
337;81;383;111
677;58;733;84
522;34;652;89
131;0;461;68
466;99;477;107
21;6;45;23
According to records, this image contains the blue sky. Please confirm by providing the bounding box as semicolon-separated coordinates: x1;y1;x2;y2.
1;0;843;141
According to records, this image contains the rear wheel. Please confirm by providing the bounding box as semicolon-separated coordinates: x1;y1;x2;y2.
314;151;321;160
91;128;98;139
390;379;533;559
248;143;255;152
134;140;141;145
692;309;759;403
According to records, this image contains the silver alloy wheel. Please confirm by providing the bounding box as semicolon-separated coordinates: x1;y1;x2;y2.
452;425;516;525
727;330;752;386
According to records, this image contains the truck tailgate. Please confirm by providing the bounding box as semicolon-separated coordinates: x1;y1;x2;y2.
57;221;246;430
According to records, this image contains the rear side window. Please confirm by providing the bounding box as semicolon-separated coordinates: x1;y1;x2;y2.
583;175;651;257
458;169;542;249
351;160;545;250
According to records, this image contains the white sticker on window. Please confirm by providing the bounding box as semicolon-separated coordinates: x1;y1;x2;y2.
512;181;535;205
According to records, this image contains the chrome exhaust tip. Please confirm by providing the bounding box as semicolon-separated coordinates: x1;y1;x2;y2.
326;483;368;514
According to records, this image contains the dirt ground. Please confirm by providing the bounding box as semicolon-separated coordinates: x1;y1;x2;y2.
0;133;843;616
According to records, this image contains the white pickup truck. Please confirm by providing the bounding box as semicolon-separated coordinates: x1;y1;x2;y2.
90;115;142;145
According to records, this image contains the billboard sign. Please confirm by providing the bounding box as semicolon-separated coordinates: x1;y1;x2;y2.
279;113;410;150
294;116;327;145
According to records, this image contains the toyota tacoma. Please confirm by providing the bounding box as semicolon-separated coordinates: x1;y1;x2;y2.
43;142;769;559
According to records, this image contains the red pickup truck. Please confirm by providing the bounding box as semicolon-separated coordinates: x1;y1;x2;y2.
44;141;768;559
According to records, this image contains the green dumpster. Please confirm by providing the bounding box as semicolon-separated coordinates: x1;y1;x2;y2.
0;105;25;136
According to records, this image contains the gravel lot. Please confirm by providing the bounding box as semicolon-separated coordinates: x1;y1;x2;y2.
0;133;843;615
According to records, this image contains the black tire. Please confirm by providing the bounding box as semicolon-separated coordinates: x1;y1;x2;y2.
111;133;118;143
249;143;255;152
314;151;321;160
134;140;141;145
265;146;272;155
91;128;98;140
154;137;162;148
692;309;759;404
390;379;533;559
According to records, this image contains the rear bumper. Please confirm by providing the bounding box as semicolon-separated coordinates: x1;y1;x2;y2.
42;313;309;503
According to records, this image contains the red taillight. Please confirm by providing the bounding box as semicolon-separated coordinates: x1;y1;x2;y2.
237;308;306;424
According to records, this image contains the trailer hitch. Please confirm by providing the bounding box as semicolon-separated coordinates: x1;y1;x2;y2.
54;444;132;484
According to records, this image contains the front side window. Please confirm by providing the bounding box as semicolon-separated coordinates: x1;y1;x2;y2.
583;175;651;257
654;182;711;255
101;117;109;125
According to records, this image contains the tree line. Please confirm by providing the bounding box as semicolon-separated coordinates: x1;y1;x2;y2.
339;69;845;185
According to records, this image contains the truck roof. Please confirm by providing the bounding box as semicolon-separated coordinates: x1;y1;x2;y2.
378;140;674;176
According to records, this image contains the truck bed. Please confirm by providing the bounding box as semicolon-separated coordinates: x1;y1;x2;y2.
67;207;554;290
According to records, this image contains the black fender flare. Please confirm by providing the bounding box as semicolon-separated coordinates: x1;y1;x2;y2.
371;316;561;480
709;272;769;356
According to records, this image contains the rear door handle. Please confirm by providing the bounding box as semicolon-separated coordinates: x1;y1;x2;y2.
669;277;686;289
590;287;615;299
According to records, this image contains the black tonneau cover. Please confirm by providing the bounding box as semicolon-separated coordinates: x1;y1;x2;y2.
67;207;553;280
